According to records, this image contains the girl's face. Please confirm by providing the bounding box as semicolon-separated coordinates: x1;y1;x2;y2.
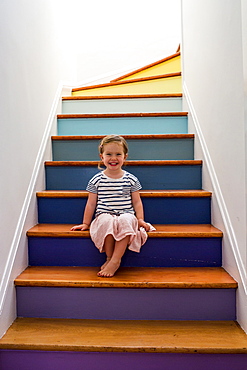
100;142;127;173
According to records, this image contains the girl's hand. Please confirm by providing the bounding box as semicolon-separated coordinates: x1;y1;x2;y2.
138;219;150;231
70;223;89;231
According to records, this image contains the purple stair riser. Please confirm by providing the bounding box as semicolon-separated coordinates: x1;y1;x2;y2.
28;237;222;268
16;286;236;320
1;350;247;370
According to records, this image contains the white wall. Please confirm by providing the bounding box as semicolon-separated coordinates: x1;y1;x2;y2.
181;0;247;330
0;0;75;337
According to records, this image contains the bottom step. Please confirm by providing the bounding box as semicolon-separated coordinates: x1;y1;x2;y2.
1;318;247;370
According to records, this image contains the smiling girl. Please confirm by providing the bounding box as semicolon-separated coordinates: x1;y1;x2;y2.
71;135;154;277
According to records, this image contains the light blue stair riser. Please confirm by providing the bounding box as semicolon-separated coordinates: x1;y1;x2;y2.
37;197;211;224
57;116;188;135
16;286;235;321
62;97;183;114
45;165;202;190
28;237;222;268
52;137;194;161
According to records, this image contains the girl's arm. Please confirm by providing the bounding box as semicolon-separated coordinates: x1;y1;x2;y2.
70;192;97;231
131;191;150;231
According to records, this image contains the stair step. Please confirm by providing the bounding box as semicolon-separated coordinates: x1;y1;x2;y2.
62;95;183;114
71;73;182;97
27;223;222;238
15;266;236;289
1;318;247;353
37;190;211;224
57;112;188;135
45;160;202;190
52;134;194;161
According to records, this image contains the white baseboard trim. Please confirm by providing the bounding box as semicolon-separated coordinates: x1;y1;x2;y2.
183;81;247;295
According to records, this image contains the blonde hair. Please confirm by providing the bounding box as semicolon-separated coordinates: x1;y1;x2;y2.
98;135;128;169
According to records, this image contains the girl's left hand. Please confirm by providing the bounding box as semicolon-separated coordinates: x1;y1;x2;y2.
138;219;150;231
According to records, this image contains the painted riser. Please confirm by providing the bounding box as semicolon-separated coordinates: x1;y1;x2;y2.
16;287;235;321
45;165;202;190
28;237;222;268
52;138;194;161
37;197;211;224
1;351;247;370
62;97;183;114
57;116;188;136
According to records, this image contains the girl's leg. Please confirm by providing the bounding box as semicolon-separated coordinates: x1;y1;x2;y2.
101;234;115;270
98;235;130;277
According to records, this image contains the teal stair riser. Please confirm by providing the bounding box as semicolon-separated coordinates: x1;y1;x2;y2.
57;116;188;135
28;237;222;268
37;197;211;224
52;138;194;161
16;286;236;321
45;165;202;190
62;97;183;114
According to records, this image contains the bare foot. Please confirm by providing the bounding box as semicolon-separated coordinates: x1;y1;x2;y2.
100;257;111;270
97;260;120;277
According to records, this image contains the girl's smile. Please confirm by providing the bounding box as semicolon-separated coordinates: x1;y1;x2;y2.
100;142;127;177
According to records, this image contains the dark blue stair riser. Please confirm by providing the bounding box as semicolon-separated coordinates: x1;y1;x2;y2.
45;165;202;190
1;351;247;370
52;138;194;161
28;237;222;268
37;197;211;224
16;287;236;321
57;116;188;136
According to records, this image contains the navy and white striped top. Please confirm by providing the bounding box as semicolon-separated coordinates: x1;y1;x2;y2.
86;171;142;216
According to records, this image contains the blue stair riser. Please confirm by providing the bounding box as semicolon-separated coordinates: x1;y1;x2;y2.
52;137;194;161
37;197;211;224
62;97;183;114
28;237;222;268
57;116;188;135
16;286;236;321
2;352;247;370
45;165;202;190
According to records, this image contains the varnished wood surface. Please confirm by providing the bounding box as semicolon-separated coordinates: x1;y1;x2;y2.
111;52;180;82
1;318;247;353
62;93;183;100
57;112;187;119
14;266;237;289
26;224;223;238
51;133;193;140
36;189;211;198
72;72;181;92
45;160;202;167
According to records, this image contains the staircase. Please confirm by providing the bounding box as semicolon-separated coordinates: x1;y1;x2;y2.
1;51;247;370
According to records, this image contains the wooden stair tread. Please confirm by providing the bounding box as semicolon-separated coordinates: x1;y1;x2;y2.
62;93;183;100
1;318;247;353
57;112;187;119
52;133;194;140
26;224;223;238
36;189;211;198
15;266;237;289
72;72;182;93
45;160;202;166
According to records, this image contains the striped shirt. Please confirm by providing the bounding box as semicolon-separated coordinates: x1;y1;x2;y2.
86;171;142;216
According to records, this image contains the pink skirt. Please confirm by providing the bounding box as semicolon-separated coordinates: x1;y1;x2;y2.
90;213;151;253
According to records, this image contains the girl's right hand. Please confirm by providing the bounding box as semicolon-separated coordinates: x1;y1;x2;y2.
70;223;89;231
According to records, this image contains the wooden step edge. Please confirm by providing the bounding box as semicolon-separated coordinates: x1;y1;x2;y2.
14;267;238;289
62;93;183;100
51;134;194;141
111;52;181;82
57;112;188;119
45;160;202;167
72;72;181;93
1;318;247;354
26;224;223;238
36;190;211;199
